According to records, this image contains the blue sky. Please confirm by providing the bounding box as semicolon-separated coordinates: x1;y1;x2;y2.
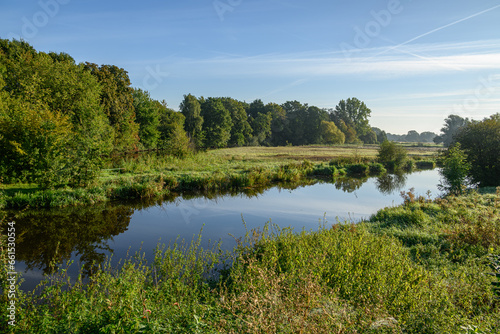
1;0;500;134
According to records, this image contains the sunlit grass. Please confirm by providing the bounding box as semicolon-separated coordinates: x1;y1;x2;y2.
2;190;498;333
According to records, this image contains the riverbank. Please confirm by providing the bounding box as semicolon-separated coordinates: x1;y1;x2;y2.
0;145;438;210
1;189;498;333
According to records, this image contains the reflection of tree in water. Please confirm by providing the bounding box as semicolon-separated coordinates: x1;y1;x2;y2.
334;176;369;193
8;204;134;276
376;172;408;195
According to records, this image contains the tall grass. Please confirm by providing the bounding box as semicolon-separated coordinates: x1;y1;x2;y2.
2;190;499;333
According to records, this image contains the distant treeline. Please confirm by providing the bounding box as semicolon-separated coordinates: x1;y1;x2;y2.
386;130;437;143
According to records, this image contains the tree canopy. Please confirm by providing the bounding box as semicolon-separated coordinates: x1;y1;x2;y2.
451;114;500;187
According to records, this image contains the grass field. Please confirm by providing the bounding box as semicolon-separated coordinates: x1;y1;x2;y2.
0;145;440;209
208;144;441;162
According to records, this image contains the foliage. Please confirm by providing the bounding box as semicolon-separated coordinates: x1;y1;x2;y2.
180;94;204;148
452;114;500;187
438;143;471;195
157;104;192;157
250;112;272;145
0;98;74;187
319;120;345;144
489;254;500;299
200;97;232;148
372;127;388;143
84;62;139;151
434;114;469;147
331;97;372;143
132;88;161;150
221;97;253;147
377;140;408;171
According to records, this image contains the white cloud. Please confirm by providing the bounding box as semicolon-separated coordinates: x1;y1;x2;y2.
160;40;500;78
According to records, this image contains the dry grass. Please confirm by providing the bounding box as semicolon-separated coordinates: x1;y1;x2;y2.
208;145;440;162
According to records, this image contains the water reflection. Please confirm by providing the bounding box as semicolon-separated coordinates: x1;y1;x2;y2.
9;205;133;276
375;172;408;195
4;170;440;290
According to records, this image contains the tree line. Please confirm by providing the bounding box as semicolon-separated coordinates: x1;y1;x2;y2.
0;39;390;187
386;130;437;143
0;39;189;187
437;113;500;188
180;95;381;149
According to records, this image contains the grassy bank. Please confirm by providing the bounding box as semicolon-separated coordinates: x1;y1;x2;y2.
0;145;438;210
1;190;498;333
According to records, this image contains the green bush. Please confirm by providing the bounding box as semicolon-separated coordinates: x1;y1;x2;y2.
377;140;408;171
346;163;369;175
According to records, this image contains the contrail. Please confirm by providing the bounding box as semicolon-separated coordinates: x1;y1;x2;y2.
365;4;500;60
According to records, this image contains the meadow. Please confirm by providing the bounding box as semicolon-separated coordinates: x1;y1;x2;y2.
0;145;439;210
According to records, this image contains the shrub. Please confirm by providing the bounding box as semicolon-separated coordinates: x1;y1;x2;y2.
368;162;386;175
438;143;471;195
377;140;408;171
346;163;369;176
415;160;436;169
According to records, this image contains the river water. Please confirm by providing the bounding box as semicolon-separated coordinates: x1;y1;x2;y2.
11;169;442;291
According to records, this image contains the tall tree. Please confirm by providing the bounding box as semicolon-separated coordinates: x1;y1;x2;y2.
157;103;191;157
132;88;160;150
0;39;113;186
433;114;469;147
331;97;372;142
281;100;308;145
179;94;204;148
303;106;329;144
372;127;387;143
452;114;500;186
319;120;345;144
200;98;232;148
84;63;139;151
250;112;272;145
248;99;266;119
220;97;252;147
266;103;288;146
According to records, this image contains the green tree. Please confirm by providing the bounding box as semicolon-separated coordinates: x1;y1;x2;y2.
405;130;420;142
266;103;288;146
281;100;308;145
0;39;113;186
420;131;437;143
250;112;272;145
438;143;471;195
180;94;204;148
372;127;388;143
132;88;160;150
200;98;232;148
157;103;191;157
84;63;139;151
331;97;372;142
358;129;377;144
221;97;252;147
377;140;407;171
336;119;358;144
248;99;266;119
0;98;74;187
319;120;345;144
303;106;329;144
434;114;469;147
452;115;500;187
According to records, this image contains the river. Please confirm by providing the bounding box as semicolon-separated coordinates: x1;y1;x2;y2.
10;169;442;291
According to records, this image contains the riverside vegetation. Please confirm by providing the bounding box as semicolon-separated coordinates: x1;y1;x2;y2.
0;188;499;333
0;144;438;210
